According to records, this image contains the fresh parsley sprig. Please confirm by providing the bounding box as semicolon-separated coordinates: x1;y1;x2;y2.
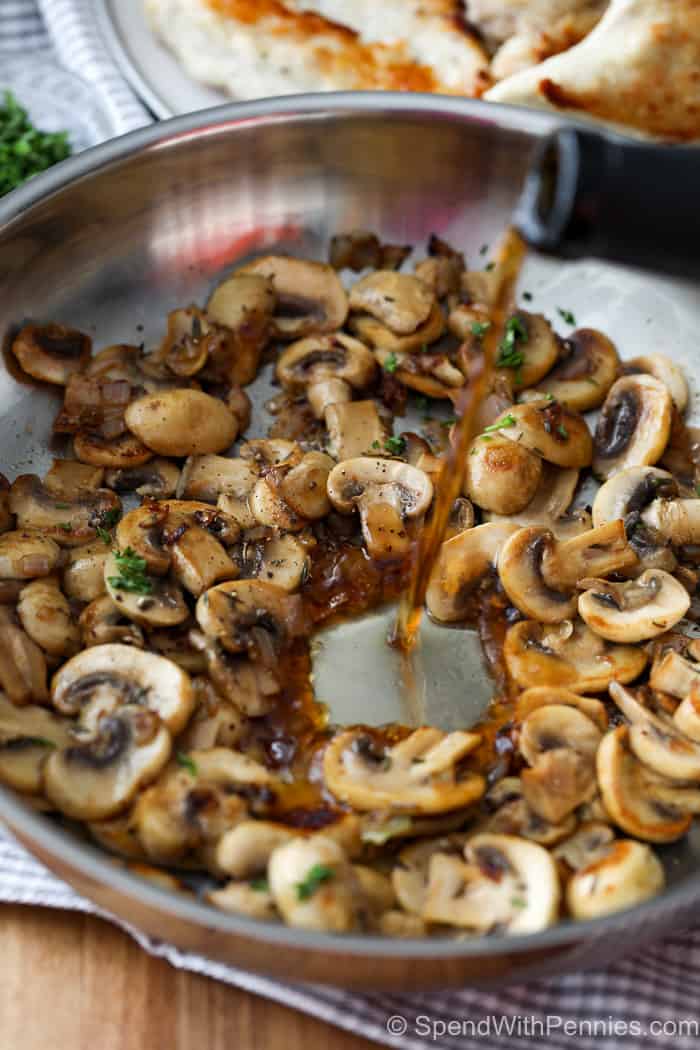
0;92;71;197
295;863;334;901
107;547;153;595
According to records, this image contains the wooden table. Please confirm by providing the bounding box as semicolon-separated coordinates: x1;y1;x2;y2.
0;904;378;1050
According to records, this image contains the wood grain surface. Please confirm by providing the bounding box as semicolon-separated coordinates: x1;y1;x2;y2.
0;905;378;1050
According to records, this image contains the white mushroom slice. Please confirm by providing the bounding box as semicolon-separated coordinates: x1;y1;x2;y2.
44;459;104;498
519;704;602;822
198;643;281;717
268;835;362;933
276;333;376;418
421;834;560;934
251;452;333;531
63;541;110;602
609;682;700;783
207;880;277;920
116;501;239;578
0;620;48;705
11;322;90;385
170;525;238;597
104;458;180;499
256;533;309;592
650;647;700;700
641;497;700;546
134;748;274;868
552;821;616;873
216;820;298;879
104;553;189;629
73;429;153;471
597;725;692;842
125;390;238;456
578;569;689;643
483;463;580;536
176;676;243;750
481;777;576;845
323;727;484;815
53;643;193;734
205;272;275;385
44;705;172;821
490;401;592;468
0;692;72;795
79;596;144;649
17;578;81;657
504;619;647;693
464;435;542;515
349;271;434;335
378;912;429;938
391;833;469;915
499;520;636;622
672;686;700;744
178;455;257;514
593;375;672;480
516;687;608;732
195;579;307;660
237;256;347;339
9;475;122;548
567;839;665;920
327;458;433;561
325;400;386;461
592;466;677;528
426;522;519;623
535;329;620;411
350;303;445;354
626;354;689;414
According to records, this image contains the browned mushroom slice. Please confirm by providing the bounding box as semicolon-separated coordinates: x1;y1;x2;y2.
515;687;608;731
329;231;412;273
327;458;433;560
237;256;348;339
73;429;153;470
125;389;238;457
351;303;445;354
349;271;434;335
170;525;238;597
566;839;665;919
9;475;122;548
268;836;365;932
17;577;81;657
12;322;91;385
519;704;602;823
104;553;189;629
104;458;180;499
245;532;309;593
323;727;484;815
593;375;672;479
464;434;543;515
483;462;581;536
491;400;592;468
252;451;334;531
276;333;377;418
176;677;244;751
0;531;60;580
480;777;576;845
44;459;105;498
79;595;145;649
626;354;689;414
325;400;387;461
44;705;172;821
534;329;619;411
608;682;700;782
204;273;275;385
641;496;700;546
375;345;463;398
195;579;307;661
504;619;647;692
0;692;72;795
178;455;258;522
115;501;239;578
578;569;689;643
215;820;297;879
0;618;49;704
426;522;518;623
494;312;560;389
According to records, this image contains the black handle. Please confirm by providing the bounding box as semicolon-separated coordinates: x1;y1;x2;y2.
514;127;700;280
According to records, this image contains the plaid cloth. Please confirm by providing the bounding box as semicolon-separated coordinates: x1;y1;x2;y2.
2;3;700;1048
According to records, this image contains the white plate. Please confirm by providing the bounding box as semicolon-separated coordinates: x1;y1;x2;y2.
98;0;228;118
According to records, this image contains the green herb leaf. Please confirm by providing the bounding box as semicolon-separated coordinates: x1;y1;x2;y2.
176;752;198;777
470;320;491;338
485;261;495;272
95;526;112;545
522;291;533;301
108;547;153;595
511;896;527;909
481;413;517;436
296;863;335;901
383;352;399;374
371;440;381;450
557;307;576;325
496;314;528;371
22;736;56;749
361;816;413;845
97;507;121;531
0;91;71;198
557;423;569;440
479;244;489;256
250;876;270;892
384;435;406;456
58;522;72;533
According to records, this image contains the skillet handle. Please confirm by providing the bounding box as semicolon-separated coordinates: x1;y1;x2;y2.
514;127;700;280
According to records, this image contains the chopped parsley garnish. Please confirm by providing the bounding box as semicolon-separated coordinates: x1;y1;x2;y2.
384;435;406;456
470;320;491;338
250;876;270;892
95;526;112;545
176;752;198;777
522;291;533;301
98;507;121;530
481;413;517;436
296;863;335;901
0;91;71;198
496;315;528;379
371;440;381;450
479;244;489;256
383;352;399;374
485;261;495;271
107;547;153;594
557;307;576;325
58;522;72;533
23;736;56;749
557;423;569;440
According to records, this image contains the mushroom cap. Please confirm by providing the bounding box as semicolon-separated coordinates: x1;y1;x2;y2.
9;475;122;548
349;271;434;335
325;400;386;462
195;579;307;657
483;463;580;534
0;621;48;705
205;273;274;383
44;705;172;821
125;390;238;457
79;595;145;649
12;323;91;386
73;429;153;470
519;704;602;823
322;727;485;815
421;833;561;934
52;643;194;734
494;400;593;468
592;466;677;528
178;454;258;507
0;531;60;580
426;522;519;623
44;458;105;499
255;533;309;592
609;681;700;783
391;832;470;915
496;311;560;389
464;435;542;515
268;835;361;933
516;687;609;731
0;692;72;795
104;458;180;499
104;552;189;629
216;820;297;879
169;525;238;597
626;354;689;414
276;333;376;394
578;569;690;643
17;577;81;657
597;725;692;843
350;302;445;353
650;647;700;701
237;255;348;339
566;839;665;920
534;328;619;412
63;541;110;603
481;777;576;845
552;821;616;873
593;375;672;479
504;619;648;693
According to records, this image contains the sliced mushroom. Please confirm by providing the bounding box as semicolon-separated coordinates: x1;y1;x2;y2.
195;579;307;660
566;839;665;920
650;647;700;702
237;256;347;339
483;463;580;535
499;520;636;622
593;375;672;479
104;553;189;629
421;834;560;934
196;641;281;717
552;821;616;874
170;525;238;597
268;835;365;933
609;682;700;783
79;595;144;649
426;522;519;622
504;619;648;692
325;400;386;461
178;455;258;525
391;832;469;915
73;429;153;470
323;727;484;815
216;820;297;879
12;322;91;385
207;880;278;920
491;400;592;468
327;458;432;560
133;748;274;868
17;578;81;657
205;273;275;385
481;777;576;845
62;543;109;603
276;333;377;418
351;303;445;354
597;725;692;842
0;619;48;704
0;531;60;580
516;687;608;731
125;390;238;457
52;642;194;734
495;312;560;389
44;705;172;820
592;466;678;547
578;569;690;643
115;501;239;578
626;354;689;414
252;451;334;532
0;692;72;795
349;271;434;335
534;329;619;411
9;475;121;548
249;532;309;592
464;434;542;515
104;458;180;499
44;459;105;498
641;497;700;546
519;704;602;823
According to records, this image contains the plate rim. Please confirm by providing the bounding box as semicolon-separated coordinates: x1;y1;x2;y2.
96;0;175;119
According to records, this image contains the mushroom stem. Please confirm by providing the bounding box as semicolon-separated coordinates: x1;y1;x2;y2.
642;498;700;545
358;491;409;560
307;377;351;419
543;520;636;588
